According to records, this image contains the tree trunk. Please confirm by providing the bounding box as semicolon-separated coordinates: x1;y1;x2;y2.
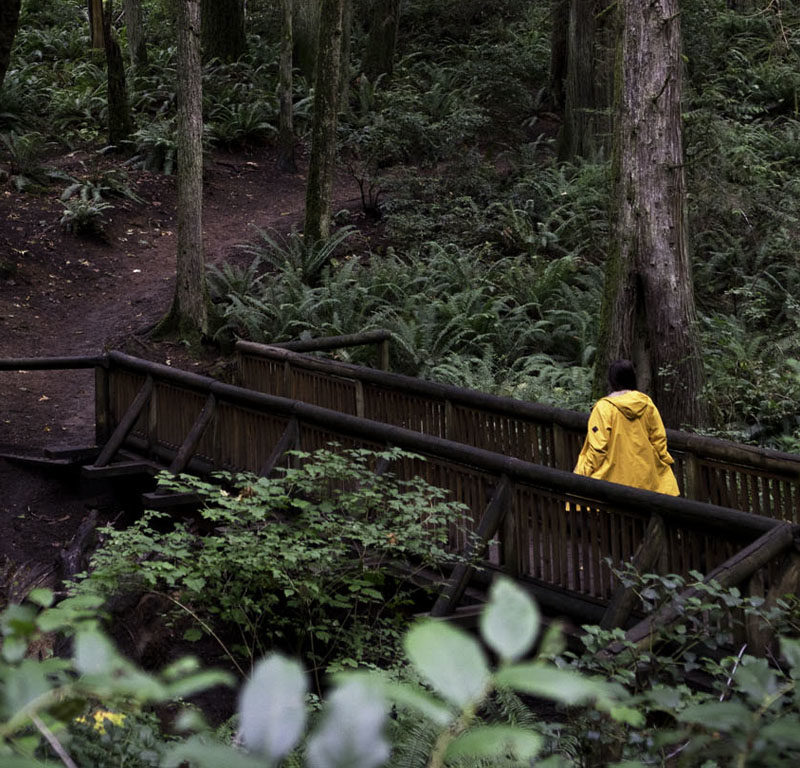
303;0;345;244
123;0;148;67
596;0;706;428
277;0;297;172
339;0;352;101
103;1;133;147
549;0;569;110
201;0;246;61
88;0;105;49
362;0;401;81
0;0;21;92
294;0;320;81
167;0;208;339
557;0;615;161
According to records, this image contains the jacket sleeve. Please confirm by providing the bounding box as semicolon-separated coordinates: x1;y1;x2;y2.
646;403;674;466
574;402;609;477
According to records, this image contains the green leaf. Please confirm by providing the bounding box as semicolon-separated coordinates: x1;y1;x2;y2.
780;637;800;678
759;716;800;746
183;627;203;642
306;679;389;768
2;634;29;664
676;700;751;732
445;725;543;760
404;621;489;707
74;630;115;676
481;578;540;662
609;706;645;727
27;588;54;608
494;663;617;706
163;736;265;768
342;674;454;726
239;654;308;760
166;670;234;700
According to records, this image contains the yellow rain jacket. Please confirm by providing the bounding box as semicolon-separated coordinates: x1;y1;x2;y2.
574;391;679;496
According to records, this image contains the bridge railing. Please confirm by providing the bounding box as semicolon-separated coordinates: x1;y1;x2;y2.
235;341;800;523
3;352;797;636
100;352;794;625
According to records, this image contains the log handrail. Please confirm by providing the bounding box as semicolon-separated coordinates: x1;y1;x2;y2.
236;341;800;474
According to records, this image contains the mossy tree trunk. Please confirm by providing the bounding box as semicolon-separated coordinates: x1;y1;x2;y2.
277;0;297;172
303;0;345;244
163;0;208;340
88;0;105;49
362;0;401;81
123;0;148;67
0;0;21;92
339;0;352;101
103;1;133;148
596;0;706;428
201;0;246;61
557;0;615;161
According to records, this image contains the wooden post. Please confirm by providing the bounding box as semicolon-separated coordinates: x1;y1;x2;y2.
431;476;512;617
600;514;666;629
378;338;390;371
684;453;701;500
259;418;300;477
94;364;111;446
169;393;216;474
93;376;154;468
355;380;365;418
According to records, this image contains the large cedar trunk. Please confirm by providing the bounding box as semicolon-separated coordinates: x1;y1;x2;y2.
277;0;296;172
362;0;401;81
596;0;706;428
104;1;133;147
123;0;148;67
171;0;208;337
0;0;21;92
201;0;246;61
303;0;344;244
294;0;320;81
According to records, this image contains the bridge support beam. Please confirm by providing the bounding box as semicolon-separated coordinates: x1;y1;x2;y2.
431;475;512;617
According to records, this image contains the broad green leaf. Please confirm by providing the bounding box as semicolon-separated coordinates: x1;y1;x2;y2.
239;654;308;760
404;621;489;707
307;679;389;768
609;706;645;727
355;676;454;726
74;630;114;676
163;736;265;768
445;725;543;761
481;578;539;662
780;637;800;678
183;627;203;642
733;659;779;704
166;670;234;700
495;663;617;706
759;716;800;746
27;588;54;608
2;634;29;664
3;661;52;714
676;700;751;732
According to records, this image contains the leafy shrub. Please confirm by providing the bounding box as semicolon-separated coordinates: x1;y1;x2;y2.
60;196;113;237
74;447;474;675
129;119;179;173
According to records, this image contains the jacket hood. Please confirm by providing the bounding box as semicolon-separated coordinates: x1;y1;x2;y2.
602;390;650;420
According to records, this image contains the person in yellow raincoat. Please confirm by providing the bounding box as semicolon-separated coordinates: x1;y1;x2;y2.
574;360;679;495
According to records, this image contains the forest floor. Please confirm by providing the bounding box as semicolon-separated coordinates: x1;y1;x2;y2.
0;143;361;601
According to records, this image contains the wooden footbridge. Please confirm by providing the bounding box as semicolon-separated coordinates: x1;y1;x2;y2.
3;332;800;651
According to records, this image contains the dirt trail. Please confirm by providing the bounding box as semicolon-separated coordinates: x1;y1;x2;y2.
0;145;360;573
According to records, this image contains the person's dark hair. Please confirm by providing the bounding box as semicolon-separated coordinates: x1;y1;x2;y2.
608;359;637;392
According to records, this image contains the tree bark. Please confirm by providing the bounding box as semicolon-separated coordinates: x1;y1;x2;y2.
362;0;401;81
294;0;320;81
88;0;105;49
303;0;345;244
549;0;569;110
557;0;615;161
0;0;21;92
200;0;246;61
167;0;208;339
277;0;297;172
596;0;706;428
104;1;133;147
123;0;148;67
